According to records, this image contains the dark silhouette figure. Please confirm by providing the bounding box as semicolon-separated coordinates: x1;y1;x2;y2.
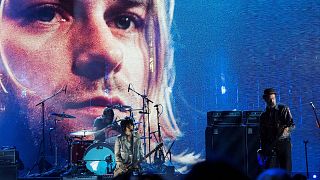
292;173;307;180
184;159;249;180
257;168;291;180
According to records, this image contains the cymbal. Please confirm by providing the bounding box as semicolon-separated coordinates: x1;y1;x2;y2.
109;104;132;112
51;112;76;118
70;129;95;136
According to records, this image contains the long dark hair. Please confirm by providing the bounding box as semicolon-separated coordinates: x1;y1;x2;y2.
120;117;134;133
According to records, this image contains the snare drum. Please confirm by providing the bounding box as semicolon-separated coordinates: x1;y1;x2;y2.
70;140;93;165
83;142;116;175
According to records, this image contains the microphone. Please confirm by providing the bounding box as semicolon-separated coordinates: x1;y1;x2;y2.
64;85;67;94
310;102;315;109
128;84;131;92
154;104;160;107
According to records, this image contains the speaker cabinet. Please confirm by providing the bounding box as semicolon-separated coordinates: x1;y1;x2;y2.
206;124;261;179
245;124;261;179
205;125;246;172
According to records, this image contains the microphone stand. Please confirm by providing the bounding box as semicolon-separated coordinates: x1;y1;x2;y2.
155;105;165;165
128;85;154;160
164;140;175;163
303;140;309;179
30;86;66;174
146;98;152;162
311;104;320;128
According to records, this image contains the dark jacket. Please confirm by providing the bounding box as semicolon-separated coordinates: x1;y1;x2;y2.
259;104;295;153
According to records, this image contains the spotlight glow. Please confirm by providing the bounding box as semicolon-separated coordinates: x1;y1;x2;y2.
221;86;227;94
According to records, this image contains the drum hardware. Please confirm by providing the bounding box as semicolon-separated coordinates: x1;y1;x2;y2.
48;116;69;168
129;108;143;111
70;129;96;137
153;104;165;166
108;104;132;112
48;127;58;167
127;83;154;160
28;85;67;175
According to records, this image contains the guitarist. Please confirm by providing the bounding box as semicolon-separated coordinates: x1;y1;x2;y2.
113;117;144;177
259;88;295;173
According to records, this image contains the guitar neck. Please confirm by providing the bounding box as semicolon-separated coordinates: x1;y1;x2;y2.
144;146;158;159
128;143;163;168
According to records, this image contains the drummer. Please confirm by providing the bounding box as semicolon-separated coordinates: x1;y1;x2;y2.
93;107;120;143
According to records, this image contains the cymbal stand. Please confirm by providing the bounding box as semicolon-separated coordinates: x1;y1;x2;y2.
128;84;154;160
49;118;59;167
145;96;153;162
30;85;66;174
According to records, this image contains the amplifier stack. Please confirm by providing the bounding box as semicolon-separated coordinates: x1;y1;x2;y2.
0;146;20;180
205;110;263;179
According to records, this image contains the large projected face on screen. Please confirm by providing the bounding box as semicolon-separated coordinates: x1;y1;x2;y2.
0;0;180;161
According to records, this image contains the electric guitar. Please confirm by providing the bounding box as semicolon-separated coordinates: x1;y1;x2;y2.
257;125;288;168
113;142;163;177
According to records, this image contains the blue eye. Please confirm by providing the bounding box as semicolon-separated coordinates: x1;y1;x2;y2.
113;15;143;30
115;16;131;29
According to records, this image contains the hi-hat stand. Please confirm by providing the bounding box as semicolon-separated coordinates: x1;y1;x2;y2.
28;85;67;175
127;84;153;161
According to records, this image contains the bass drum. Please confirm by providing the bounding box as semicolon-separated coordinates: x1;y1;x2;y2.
70;140;93;165
83;142;116;175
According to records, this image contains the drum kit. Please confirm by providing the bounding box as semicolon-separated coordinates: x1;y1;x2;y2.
48;104;136;176
67;130;117;175
28;84;170;177
67;138;116;176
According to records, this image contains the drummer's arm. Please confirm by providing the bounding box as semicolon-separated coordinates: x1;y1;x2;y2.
93;126;99;139
111;118;121;132
93;119;104;139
